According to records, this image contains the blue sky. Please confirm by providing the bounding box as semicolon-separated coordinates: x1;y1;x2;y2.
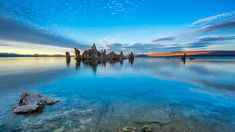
0;0;235;54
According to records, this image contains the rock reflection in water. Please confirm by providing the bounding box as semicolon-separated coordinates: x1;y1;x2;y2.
66;59;71;68
75;60;81;70
66;52;71;68
75;59;133;74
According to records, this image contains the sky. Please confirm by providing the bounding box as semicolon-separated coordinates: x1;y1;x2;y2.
0;0;235;54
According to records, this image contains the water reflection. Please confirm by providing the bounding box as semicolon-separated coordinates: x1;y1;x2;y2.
132;57;235;95
0;57;70;96
75;60;81;70
1;57;235;131
65;57;235;95
72;58;135;74
129;58;134;66
66;56;71;68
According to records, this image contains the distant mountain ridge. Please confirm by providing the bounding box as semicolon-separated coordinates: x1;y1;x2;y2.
0;53;64;57
144;50;235;57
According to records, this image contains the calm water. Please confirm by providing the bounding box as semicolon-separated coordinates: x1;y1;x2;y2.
0;57;235;132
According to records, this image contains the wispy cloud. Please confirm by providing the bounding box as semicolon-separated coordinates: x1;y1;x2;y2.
106;43;126;52
105;11;235;52
191;11;235;32
192;11;235;26
198;35;235;41
152;36;175;42
104;0;144;16
106;42;183;53
125;43;183;53
197;19;235;32
106;35;235;53
0;17;89;49
186;35;235;48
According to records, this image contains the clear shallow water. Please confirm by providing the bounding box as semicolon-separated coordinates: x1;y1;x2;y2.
0;57;235;131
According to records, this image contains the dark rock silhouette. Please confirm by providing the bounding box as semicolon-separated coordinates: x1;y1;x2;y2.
69;43;136;73
74;43;134;61
65;52;70;59
129;58;134;66
65;52;71;66
75;60;81;70
129;52;134;60
120;51;124;60
81;43;99;60
13;92;58;114
181;53;186;65
74;48;81;60
142;125;153;132
128;52;135;66
82;59;100;74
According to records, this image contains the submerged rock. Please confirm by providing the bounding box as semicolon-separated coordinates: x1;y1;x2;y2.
122;126;137;132
13;92;59;114
13;104;45;114
142;125;153;132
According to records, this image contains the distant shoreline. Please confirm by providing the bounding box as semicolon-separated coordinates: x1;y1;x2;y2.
1;55;235;59
137;50;235;58
137;55;235;58
0;53;66;57
0;56;66;58
1;50;235;58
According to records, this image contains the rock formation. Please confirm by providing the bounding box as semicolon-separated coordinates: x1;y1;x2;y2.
129;52;134;60
181;53;186;65
81;43;100;60
142;125;153;132
74;48;81;60
13;92;58;114
65;52;71;65
74;43;134;62
120;51;124;60
65;52;70;59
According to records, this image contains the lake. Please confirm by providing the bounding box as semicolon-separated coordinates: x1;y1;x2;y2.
0;57;235;132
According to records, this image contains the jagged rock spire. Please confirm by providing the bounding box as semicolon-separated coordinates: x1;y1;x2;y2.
92;43;97;51
74;48;81;60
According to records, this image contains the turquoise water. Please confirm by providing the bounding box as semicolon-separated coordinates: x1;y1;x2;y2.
0;57;235;131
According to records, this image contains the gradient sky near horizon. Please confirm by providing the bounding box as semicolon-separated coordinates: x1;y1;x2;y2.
0;0;235;54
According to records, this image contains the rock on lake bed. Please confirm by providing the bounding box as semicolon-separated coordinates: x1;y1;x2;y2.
13;92;59;114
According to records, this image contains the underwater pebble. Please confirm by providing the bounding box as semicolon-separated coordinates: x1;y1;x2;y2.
142;125;153;132
122;126;137;132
